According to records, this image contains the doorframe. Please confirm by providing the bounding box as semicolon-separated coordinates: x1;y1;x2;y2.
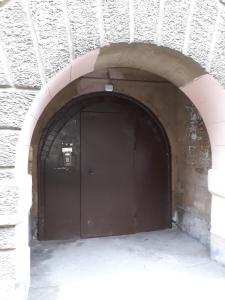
37;91;172;240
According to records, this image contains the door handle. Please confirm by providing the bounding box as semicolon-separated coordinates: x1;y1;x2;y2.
53;167;71;172
88;169;95;176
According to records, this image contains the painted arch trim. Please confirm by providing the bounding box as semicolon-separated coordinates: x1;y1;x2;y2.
16;43;225;200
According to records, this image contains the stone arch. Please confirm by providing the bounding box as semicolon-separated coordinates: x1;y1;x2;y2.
16;43;225;264
0;0;11;8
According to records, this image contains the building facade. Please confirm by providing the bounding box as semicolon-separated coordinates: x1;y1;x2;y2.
1;0;225;299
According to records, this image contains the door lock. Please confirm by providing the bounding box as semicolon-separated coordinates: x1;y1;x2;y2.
88;169;95;176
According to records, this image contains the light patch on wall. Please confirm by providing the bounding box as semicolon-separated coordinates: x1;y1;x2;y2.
199;146;210;164
185;105;203;142
0;0;11;7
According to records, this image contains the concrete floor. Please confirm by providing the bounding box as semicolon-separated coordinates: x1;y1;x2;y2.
28;228;225;300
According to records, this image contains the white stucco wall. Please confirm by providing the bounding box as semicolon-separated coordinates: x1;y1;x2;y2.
1;1;225;299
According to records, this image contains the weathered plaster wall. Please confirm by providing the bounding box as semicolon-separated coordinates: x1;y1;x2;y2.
0;0;224;299
0;88;37;299
174;89;211;244
0;0;225;88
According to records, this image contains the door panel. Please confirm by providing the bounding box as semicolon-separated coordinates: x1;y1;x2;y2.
133;112;170;231
81;112;135;238
43;116;81;240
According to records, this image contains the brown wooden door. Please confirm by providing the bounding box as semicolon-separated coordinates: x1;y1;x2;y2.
81;111;136;238
39;93;171;240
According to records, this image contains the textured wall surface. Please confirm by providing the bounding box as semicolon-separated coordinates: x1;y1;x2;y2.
162;0;191;51
0;0;224;299
187;0;219;69
66;0;100;57
0;90;37;128
29;0;70;80
0;61;9;86
133;0;160;43
0;0;224;88
102;0;130;43
0;0;41;87
0;131;18;167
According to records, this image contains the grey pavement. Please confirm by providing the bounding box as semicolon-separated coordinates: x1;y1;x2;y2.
28;228;225;300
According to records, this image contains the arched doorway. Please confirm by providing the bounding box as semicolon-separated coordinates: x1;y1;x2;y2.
38;92;171;240
13;42;225;299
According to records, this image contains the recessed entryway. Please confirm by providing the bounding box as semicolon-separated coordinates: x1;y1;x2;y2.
38;93;171;240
